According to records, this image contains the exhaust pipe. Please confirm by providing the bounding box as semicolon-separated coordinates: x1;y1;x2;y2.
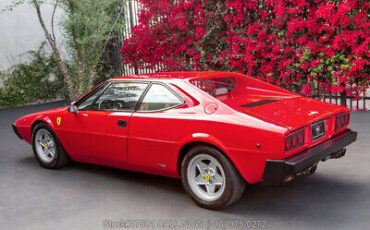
284;149;346;182
284;149;347;183
296;165;317;177
284;165;317;182
330;149;346;159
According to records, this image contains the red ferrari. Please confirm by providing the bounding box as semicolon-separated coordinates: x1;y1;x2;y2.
12;72;357;209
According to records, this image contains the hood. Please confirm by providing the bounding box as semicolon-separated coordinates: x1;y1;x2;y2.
235;96;347;130
39;106;69;114
17;106;69;122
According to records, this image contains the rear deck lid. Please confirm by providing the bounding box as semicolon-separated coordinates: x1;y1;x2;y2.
236;96;345;129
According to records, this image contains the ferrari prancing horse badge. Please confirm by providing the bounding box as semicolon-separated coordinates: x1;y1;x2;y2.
56;117;61;126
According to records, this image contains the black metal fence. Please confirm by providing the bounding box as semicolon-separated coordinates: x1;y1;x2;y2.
110;1;157;77
309;92;369;111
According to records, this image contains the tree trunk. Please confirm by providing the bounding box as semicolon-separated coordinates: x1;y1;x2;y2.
66;0;84;97
32;0;75;100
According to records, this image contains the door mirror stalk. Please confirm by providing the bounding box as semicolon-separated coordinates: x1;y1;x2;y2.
69;104;79;114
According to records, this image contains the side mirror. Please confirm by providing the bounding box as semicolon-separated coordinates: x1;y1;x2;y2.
69;104;79;114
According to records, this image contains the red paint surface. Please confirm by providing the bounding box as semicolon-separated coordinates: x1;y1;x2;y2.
14;72;350;183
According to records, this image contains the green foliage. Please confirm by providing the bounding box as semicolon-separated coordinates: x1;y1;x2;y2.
2;0;128;101
62;0;127;94
0;43;66;109
1;0;26;13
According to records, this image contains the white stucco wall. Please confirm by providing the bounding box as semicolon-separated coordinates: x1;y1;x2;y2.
0;0;64;71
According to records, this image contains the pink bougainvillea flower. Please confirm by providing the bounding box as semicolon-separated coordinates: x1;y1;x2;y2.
121;0;370;97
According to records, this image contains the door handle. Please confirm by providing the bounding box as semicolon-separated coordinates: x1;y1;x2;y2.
117;120;127;127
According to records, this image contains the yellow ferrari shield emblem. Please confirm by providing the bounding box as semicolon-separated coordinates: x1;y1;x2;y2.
204;174;210;180
56;117;61;126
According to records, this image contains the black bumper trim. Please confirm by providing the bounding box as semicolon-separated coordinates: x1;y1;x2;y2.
12;123;23;140
263;129;357;184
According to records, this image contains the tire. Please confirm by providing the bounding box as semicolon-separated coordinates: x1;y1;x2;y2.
181;145;246;210
308;165;318;176
32;123;70;169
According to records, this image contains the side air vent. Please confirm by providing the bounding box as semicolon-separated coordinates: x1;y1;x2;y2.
241;99;280;108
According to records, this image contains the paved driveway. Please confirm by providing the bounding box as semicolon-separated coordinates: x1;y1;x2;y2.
0;101;369;230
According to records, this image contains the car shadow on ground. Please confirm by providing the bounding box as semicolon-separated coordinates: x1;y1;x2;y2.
227;176;364;225
17;154;364;228
17;155;185;196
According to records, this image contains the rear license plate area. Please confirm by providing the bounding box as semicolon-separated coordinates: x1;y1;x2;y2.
311;120;325;142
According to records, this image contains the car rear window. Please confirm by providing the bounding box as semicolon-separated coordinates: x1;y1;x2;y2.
190;77;236;96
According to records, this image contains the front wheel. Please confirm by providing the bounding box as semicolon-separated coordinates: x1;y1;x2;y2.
32;123;70;169
181;145;246;210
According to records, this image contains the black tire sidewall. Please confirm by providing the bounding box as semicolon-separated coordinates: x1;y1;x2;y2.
181;145;245;210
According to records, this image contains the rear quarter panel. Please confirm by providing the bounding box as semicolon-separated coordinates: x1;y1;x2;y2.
129;103;286;184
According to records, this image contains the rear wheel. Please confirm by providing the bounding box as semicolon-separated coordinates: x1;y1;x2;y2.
32;123;70;169
181;145;246;210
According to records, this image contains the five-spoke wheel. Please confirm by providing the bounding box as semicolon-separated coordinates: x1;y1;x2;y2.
32;123;70;169
181;145;246;209
35;128;57;163
187;154;226;201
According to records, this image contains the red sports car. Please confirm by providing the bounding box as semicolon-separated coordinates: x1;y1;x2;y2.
12;72;357;209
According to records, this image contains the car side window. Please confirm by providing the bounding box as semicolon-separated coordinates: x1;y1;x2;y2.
138;83;183;111
76;83;108;110
191;77;236;96
92;82;148;111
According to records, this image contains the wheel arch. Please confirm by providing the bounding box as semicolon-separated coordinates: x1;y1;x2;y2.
177;140;239;179
31;116;56;134
31;120;49;133
31;119;72;161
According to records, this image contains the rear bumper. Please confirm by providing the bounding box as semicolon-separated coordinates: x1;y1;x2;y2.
12;123;23;140
263;129;357;184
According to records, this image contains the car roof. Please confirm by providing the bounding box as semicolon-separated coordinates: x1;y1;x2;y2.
110;71;240;81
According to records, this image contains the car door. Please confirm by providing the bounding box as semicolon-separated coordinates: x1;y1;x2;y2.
128;83;185;172
61;81;148;165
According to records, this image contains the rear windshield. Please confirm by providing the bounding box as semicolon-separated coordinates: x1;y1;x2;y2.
190;77;236;96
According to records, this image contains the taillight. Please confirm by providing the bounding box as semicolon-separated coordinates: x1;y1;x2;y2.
336;112;349;131
285;128;305;152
